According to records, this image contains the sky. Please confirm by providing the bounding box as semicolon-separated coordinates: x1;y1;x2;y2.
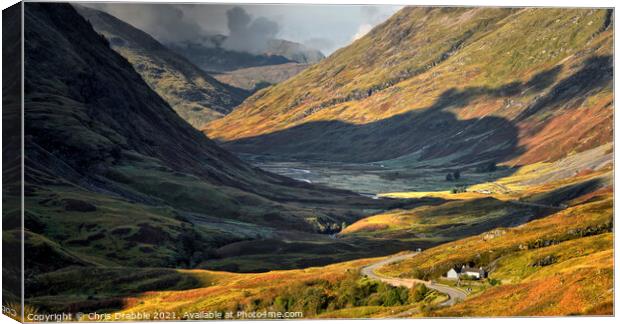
80;3;402;55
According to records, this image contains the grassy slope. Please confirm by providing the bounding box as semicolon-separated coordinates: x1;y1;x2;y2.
344;159;612;240
21;3;408;283
206;8;612;166
30;257;445;319
28;185;612;317
75;5;249;128
17;5;614;318
376;188;612;316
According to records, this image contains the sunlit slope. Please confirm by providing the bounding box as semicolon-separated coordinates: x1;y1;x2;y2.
377;188;612;316
30;256;448;319
206;8;612;165
29;186;612;317
212;63;311;91
75;5;249;128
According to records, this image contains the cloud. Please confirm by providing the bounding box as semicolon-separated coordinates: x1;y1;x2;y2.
352;24;373;41
303;37;336;54
81;3;207;43
351;5;395;41
223;7;280;53
79;3;403;55
226;6;252;33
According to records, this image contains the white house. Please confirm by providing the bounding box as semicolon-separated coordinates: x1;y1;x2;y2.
461;266;487;279
446;268;460;279
445;265;488;280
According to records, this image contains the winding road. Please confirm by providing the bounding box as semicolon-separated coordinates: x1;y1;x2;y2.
360;253;467;307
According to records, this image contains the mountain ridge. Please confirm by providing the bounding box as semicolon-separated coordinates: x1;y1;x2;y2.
206;7;612;168
167;35;324;73
20;3;395;274
75;5;250;128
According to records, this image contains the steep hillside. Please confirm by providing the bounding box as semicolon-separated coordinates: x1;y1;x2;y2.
75;5;249;128
2;2;23;308
206;8;612;167
213;62;311;91
21;3;393;275
377;185;613;316
168;35;323;73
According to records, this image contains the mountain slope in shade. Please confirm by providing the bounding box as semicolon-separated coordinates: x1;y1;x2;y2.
21;3;390;272
168;36;324;73
75;5;249;128
168;40;291;73
206;8;612;168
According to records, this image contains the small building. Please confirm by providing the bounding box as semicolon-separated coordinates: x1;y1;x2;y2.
446;268;460;279
445;265;488;280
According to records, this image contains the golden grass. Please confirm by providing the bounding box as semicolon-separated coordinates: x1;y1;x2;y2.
434;250;613;316
111;258;381;317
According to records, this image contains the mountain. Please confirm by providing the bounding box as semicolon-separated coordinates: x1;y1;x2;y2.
167;36;324;73
74;5;249;128
265;38;325;64
212;62;311;91
166;36;324;93
167;40;291;73
2;1;23;307
206;7;612;168
20;3;391;274
17;4;613;317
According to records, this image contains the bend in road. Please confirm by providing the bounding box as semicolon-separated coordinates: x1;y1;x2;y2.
360;253;467;307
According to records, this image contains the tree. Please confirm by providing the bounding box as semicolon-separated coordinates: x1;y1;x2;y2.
409;283;429;303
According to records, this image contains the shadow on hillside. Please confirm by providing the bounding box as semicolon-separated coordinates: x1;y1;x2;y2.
526;177;606;207
517;56;613;121
225;56;611;171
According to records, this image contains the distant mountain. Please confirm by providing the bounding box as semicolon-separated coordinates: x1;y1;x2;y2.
265;38;325;64
21;3;386;272
168;36;324;73
75;5;249;128
206;7;612;168
167;40;291;73
212;62;311;92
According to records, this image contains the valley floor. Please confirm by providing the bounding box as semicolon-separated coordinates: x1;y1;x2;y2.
24;146;613;318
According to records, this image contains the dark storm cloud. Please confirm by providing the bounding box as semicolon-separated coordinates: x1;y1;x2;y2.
79;3;402;55
81;3;207;43
223;7;280;53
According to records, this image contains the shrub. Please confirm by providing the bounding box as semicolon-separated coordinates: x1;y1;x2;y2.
266;272;414;316
409;283;429;303
451;186;467;194
530;255;558;267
